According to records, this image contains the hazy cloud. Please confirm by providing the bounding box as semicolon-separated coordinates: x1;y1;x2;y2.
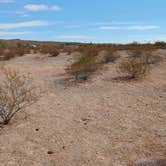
0;0;14;3
99;25;160;30
0;31;31;36
58;35;95;39
0;21;49;29
51;5;61;11
24;4;61;12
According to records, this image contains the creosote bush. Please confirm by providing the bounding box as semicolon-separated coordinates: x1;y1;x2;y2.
66;52;101;81
119;57;150;80
128;50;163;65
0;45;31;61
39;45;59;57
97;50;119;63
0;65;39;125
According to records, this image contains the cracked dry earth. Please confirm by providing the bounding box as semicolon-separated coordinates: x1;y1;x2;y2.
0;50;165;166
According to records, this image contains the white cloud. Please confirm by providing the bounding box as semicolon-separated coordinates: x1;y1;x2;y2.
0;21;48;29
155;35;166;41
0;0;14;3
131;34;166;42
24;4;48;11
51;5;61;11
0;31;31;36
65;25;81;29
0;11;25;14
0;10;29;17
58;35;95;39
24;4;61;12
99;25;160;30
20;14;29;18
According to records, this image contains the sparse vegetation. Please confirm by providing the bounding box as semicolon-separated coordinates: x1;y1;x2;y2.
0;39;165;165
0;65;39;125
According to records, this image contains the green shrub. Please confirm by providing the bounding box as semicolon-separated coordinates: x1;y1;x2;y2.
154;41;166;46
66;52;100;81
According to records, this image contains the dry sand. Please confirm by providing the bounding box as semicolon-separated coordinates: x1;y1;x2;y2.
0;50;165;166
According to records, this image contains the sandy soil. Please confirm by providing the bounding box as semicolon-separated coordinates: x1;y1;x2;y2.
0;50;165;166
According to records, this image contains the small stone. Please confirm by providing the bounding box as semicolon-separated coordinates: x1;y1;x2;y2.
47;151;54;155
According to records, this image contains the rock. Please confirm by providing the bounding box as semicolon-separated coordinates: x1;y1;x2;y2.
75;72;89;81
47;151;54;155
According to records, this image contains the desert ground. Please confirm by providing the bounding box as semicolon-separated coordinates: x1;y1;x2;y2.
0;49;165;166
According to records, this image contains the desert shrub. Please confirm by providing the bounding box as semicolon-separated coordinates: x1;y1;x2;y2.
0;48;15;61
39;45;59;57
66;52;100;81
2;49;15;60
129;50;163;65
141;53;163;65
0;65;39;125
119;57;150;80
154;41;166;46
97;50;119;63
0;45;31;61
0;42;8;49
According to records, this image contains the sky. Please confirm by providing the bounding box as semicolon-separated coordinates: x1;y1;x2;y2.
0;0;165;43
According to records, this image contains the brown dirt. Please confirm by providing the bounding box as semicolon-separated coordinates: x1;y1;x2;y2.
0;50;165;166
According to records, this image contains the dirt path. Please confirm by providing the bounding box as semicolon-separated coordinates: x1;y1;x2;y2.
0;52;165;166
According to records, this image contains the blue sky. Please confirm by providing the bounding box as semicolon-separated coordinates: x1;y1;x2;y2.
0;0;165;43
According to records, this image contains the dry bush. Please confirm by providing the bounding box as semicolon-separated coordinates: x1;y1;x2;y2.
0;45;31;61
13;46;31;57
119;57;150;80
39;45;59;57
0;65;39;125
97;50;119;64
0;48;15;61
66;52;101;81
128;50;163;65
